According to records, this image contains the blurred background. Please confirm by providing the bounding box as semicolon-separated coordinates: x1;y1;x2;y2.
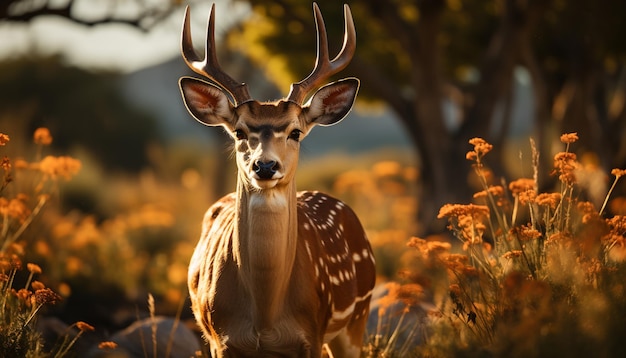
1;0;626;347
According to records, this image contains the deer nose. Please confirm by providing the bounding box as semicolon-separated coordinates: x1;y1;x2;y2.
253;160;278;180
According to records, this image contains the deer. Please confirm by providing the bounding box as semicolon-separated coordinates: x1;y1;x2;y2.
179;3;376;357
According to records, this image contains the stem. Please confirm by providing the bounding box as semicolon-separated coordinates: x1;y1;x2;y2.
1;212;8;243
1;195;47;252
599;176;621;216
53;330;83;358
23;303;43;329
382;309;408;355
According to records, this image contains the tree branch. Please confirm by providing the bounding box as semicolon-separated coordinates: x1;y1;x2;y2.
1;0;182;31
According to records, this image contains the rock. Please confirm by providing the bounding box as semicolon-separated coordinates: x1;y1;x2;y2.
88;316;201;358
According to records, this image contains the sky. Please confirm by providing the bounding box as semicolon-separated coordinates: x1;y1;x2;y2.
0;1;250;73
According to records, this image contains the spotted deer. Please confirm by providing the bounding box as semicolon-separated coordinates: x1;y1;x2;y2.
179;3;376;357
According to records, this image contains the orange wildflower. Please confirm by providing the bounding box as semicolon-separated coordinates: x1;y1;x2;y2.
553;152;579;184
508;178;535;196
466;137;493;166
611;168;626;178
397;283;424;307
27;263;42;274
1;156;10;171
407;236;427;249
5;197;31;223
536;192;561;209
560;132;579;144
15;288;31;303
517;189;537;205
445;254;470;271
33;128;53;145
606;215;626;233
438;203;490;219
468;137;493;157
577;201;600;223
38;156;81;180
34;288;61;305
98;341;118;350
0;133;9;146
545;232;572;245
76;321;95;332
474;185;509;207
518;224;542;241
31;280;45;290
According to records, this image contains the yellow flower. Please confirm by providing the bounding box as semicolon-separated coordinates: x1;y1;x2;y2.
0;133;9;146
33;127;53;145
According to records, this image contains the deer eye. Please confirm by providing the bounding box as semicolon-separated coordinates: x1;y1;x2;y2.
234;129;247;140
288;129;301;142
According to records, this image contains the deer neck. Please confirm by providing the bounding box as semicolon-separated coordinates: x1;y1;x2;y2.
234;177;298;331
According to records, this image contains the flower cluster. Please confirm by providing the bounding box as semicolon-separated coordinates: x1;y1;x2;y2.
37;156;82;180
0;128;90;357
466;137;493;165
391;134;626;357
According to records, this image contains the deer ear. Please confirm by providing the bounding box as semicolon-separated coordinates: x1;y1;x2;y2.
179;77;234;127
303;78;359;126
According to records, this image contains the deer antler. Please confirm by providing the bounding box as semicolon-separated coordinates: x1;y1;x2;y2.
287;3;356;105
181;5;252;106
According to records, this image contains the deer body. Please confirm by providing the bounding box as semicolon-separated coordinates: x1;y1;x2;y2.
180;4;375;357
189;189;374;356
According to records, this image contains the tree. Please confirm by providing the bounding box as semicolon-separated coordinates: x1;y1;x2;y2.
228;0;626;233
1;0;182;30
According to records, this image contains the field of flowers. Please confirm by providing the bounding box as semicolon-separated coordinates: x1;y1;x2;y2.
365;134;626;357
1;127;625;357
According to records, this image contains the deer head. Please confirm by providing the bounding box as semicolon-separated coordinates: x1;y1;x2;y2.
178;3;359;191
